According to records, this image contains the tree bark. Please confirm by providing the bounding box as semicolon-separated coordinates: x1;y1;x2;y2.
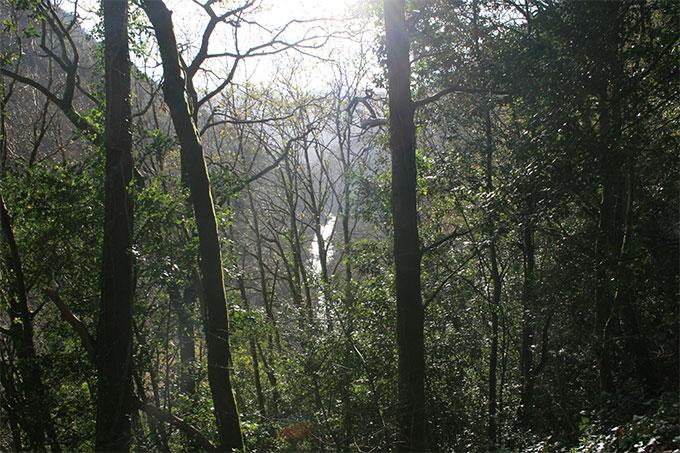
140;2;243;449
96;0;135;449
384;0;426;450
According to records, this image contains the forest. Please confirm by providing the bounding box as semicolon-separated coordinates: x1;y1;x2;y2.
0;0;678;451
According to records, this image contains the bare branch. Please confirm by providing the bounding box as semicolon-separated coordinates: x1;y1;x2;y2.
413;85;508;109
29;299;49;320
423;250;477;310
0;68;62;108
237;125;315;190
42;287;96;361
199;111;296;135
134;400;217;452
421;228;472;256
187;0;256;78
133;78;165;119
359;118;387;129
39;2;81;106
0;68;102;145
196;56;241;109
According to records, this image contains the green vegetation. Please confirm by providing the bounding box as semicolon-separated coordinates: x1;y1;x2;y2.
0;0;677;451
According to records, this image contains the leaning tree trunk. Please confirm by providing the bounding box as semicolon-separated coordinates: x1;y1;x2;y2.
384;0;426;450
95;0;135;450
140;2;243;450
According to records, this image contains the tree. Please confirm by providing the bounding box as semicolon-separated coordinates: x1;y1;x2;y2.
383;0;426;450
95;0;134;449
1;0;678;450
0;187;61;451
139;1;244;449
497;0;679;398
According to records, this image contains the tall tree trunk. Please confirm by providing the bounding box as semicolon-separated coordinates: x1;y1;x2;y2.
593;92;621;395
248;189;274;323
96;0;134;449
140;3;243;449
384;1;426;450
483;110;501;448
0;74;16;176
256;342;280;415
339;109;355;452
247;188;282;346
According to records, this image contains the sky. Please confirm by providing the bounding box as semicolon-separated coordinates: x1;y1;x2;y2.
63;0;376;91
170;0;375;90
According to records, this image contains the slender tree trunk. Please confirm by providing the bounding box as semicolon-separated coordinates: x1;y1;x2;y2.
487;244;500;448
282;157;314;319
593;94;619;395
180;284;197;395
248;190;282;414
593;188;616;393
257;342;280;414
140;3;243;449
0;189;60;451
614;164;658;391
384;1;426;450
338;103;356;449
517;220;535;426
0;344;24;452
248;189;274;322
300;144;331;297
96;0;134;449
0;74;15;177
247;188;282;347
483;109;501;448
133;369;170;452
236;274;266;416
169;283;197;396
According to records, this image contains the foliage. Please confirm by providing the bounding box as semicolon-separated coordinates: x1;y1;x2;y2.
0;0;677;451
